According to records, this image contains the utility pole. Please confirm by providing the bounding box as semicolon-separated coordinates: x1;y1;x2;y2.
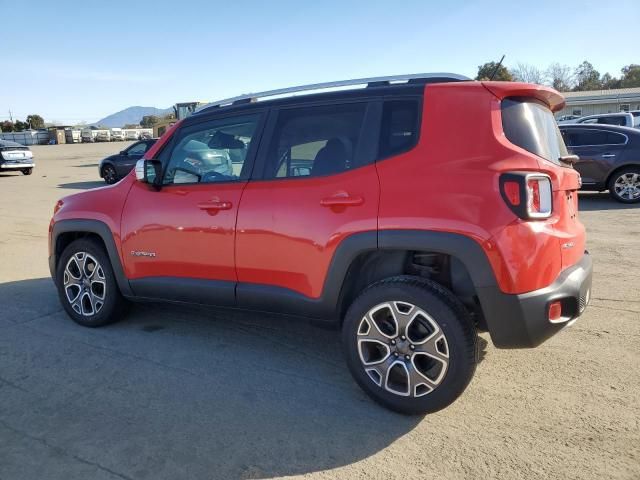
8;109;13;122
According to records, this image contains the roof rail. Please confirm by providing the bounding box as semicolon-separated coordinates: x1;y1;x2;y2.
196;72;470;112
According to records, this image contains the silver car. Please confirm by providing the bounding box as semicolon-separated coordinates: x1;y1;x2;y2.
0;139;35;175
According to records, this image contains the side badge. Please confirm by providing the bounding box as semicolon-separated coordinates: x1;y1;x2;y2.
131;251;157;258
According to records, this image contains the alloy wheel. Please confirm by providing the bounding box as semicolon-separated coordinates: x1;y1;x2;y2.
63;252;107;316
357;301;449;397
613;172;640;201
103;166;117;184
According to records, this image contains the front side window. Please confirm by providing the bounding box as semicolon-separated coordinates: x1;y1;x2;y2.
163;114;260;185
264;103;366;179
502;97;569;166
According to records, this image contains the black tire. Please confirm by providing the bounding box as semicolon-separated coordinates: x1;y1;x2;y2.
55;238;128;327
21;168;33;175
102;164;118;184
342;276;477;415
608;166;640;203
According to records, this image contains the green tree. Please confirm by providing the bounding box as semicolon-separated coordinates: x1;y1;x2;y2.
1;121;14;132
475;61;514;81
140;115;159;127
25;114;45;129
573;61;602;91
620;64;640;88
13;120;28;132
600;73;621;90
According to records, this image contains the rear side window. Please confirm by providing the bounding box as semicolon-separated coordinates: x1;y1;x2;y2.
264;103;366;179
378;100;420;159
502;98;568;165
562;129;627;147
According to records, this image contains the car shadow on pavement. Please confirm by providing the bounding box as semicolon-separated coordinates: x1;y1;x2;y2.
0;277;423;480
57;180;105;190
578;191;639;211
73;163;100;168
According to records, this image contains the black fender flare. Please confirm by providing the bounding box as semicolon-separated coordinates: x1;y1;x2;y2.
49;219;133;296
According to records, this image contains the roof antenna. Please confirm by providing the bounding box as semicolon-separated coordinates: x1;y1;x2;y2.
489;55;506;80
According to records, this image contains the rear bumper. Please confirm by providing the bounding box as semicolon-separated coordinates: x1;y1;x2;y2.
478;252;593;348
1;162;35;170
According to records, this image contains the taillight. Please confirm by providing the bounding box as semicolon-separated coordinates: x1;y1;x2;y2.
500;172;553;220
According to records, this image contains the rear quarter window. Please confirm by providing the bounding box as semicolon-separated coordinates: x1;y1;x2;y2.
502;98;568;166
378;99;420;159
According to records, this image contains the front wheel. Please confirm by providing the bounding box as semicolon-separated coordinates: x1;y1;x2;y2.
608;167;640;203
342;276;477;415
55;238;128;327
21;168;33;175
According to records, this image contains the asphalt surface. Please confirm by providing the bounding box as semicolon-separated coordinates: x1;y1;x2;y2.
0;143;638;480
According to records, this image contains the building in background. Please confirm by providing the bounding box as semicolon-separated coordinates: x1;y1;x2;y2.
557;87;640;118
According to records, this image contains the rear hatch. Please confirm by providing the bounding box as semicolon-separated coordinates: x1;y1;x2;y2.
498;93;585;270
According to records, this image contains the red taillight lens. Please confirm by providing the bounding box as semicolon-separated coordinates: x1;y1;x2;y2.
500;173;553;220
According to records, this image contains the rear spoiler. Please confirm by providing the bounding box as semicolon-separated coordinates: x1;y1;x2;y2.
481;81;566;112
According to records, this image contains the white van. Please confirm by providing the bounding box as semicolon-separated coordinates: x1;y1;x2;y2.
110;128;125;141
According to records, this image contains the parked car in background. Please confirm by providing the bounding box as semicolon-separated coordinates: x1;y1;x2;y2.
125;130;140;141
95;130;111;142
99;138;157;184
110;128;125;141
0;139;35;175
49;74;592;414
556;114;581;122
81;128;96;143
561;112;636;128
560;123;640;203
629;110;640;127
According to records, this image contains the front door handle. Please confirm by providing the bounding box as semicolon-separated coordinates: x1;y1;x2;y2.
602;154;616;158
320;192;364;207
197;200;232;211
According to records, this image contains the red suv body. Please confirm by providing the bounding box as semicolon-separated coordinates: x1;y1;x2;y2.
49;75;592;414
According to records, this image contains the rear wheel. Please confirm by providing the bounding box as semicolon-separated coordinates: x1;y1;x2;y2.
342;276;477;415
21;168;33;175
102;164;118;184
55;238;128;327
608;167;640;203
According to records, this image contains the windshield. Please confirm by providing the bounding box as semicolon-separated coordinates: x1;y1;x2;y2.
502;97;569;166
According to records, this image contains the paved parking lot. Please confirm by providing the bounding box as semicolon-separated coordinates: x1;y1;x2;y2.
1;143;638;480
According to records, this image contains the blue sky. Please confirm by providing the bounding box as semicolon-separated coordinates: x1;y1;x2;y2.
1;0;638;124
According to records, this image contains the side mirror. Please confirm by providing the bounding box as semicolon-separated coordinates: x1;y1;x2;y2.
135;159;161;185
120;150;127;155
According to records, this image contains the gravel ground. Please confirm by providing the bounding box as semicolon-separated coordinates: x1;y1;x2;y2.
0;143;638;480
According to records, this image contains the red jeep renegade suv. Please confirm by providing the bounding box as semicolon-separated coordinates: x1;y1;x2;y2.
49;73;592;414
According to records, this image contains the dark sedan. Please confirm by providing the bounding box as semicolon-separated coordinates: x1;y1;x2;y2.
99;139;157;184
560;124;640;203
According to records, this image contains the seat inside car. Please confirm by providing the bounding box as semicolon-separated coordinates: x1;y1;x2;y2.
312;137;351;176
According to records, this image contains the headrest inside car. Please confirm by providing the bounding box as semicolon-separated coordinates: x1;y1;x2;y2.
208;131;245;150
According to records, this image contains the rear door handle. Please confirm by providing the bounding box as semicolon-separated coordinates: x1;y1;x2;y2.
320;192;364;207
197;200;232;211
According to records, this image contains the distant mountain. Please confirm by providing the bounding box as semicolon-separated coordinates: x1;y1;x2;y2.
94;106;172;128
